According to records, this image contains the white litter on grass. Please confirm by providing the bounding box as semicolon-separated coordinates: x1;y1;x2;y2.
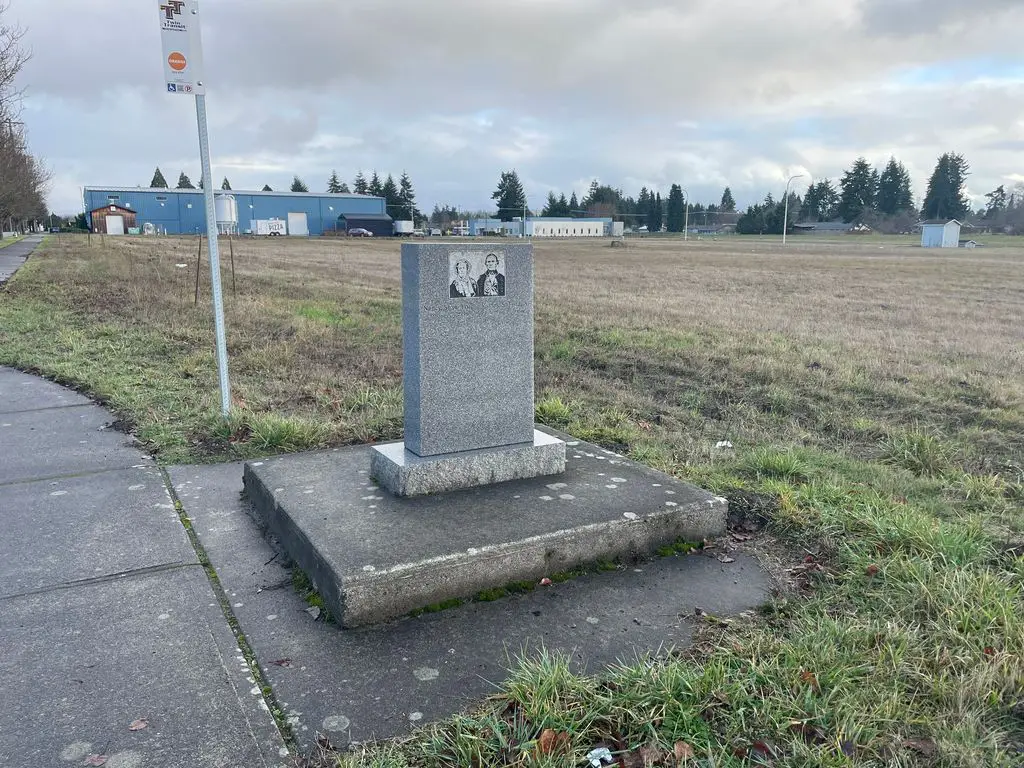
414;667;439;681
409;712;423;722
623;512;639;520
175;263;188;268
716;440;734;449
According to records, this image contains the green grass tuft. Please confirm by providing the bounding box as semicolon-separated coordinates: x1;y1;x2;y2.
879;428;953;476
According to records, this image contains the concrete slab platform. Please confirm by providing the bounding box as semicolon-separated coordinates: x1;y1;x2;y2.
171;462;770;751
0;405;149;485
243;429;727;627
0;566;287;768
0;366;93;413
0;467;197;598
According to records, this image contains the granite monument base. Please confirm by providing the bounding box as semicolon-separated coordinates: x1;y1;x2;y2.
370;430;566;497
243;428;728;628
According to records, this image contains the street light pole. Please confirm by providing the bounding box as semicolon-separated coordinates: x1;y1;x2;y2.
782;174;805;246
680;188;689;241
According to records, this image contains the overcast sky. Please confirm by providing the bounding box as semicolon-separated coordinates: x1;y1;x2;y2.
14;0;1024;215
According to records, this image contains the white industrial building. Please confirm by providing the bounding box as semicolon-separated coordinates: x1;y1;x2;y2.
920;219;962;248
471;217;621;238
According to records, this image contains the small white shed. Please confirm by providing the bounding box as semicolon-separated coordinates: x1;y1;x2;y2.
920;219;962;248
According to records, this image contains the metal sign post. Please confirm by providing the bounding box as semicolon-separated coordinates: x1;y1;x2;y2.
158;0;231;415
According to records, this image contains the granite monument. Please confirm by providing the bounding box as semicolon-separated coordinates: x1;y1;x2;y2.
371;243;566;496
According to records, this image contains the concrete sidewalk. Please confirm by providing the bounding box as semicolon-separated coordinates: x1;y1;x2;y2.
0;367;287;768
0;234;43;284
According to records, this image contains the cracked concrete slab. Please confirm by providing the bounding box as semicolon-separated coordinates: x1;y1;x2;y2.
0;466;197;598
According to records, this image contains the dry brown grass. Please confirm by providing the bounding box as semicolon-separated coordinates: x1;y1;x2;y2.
2;233;1022;474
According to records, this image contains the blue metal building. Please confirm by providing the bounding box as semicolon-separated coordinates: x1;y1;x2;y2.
83;187;389;236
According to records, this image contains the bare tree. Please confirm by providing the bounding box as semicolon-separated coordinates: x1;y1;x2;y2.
0;2;48;232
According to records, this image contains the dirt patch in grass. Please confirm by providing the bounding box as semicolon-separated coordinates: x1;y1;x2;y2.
2;234;1024;765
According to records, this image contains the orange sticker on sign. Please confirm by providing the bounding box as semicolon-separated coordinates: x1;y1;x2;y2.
168;51;187;71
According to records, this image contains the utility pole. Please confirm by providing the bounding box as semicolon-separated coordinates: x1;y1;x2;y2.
782;174;805;246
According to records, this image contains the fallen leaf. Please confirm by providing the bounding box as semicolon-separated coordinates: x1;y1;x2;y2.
716;554;736;564
674;740;695;762
730;533;752;542
305;606;321;620
128;718;149;731
799;670;819;690
984;646;995;657
536;728;570;756
539;577;552;586
839;740;857;757
83;757;107;767
866;564;880;578
272;658;293;667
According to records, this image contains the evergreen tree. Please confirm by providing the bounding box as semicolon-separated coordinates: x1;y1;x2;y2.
261;184;273;192
541;191;559;217
368;171;383;197
646;192;663;232
290;176;309;193
327;170;343;194
984;185;1007;219
198;177;204;190
568;191;580;217
176;172;195;189
666;184;685;232
838;158;878;222
397;171;419;222
922;152;970;220
720;186;736;212
876;158;913;215
381;174;400;215
736;193;788;234
557;193;573;218
491;170;527;221
353;171;368;195
801;179;841;221
150;167;169;188
221;177;231;190
338;182;350;193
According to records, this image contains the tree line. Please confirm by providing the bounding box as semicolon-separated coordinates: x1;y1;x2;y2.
0;4;47;233
487;170;739;233
735;153;1022;235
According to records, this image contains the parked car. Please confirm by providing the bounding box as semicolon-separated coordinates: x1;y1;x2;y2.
348;228;373;237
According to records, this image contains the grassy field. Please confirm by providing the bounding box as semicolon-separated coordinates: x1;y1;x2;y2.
1;234;1022;766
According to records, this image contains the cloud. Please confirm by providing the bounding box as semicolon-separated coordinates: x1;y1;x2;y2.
11;0;1024;214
